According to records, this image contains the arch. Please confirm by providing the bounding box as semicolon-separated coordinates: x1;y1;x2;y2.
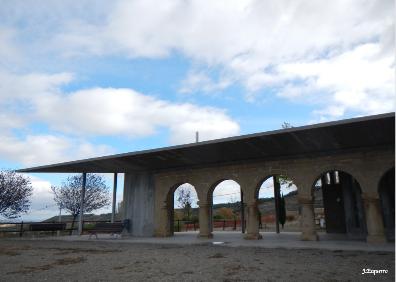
206;178;242;202
378;166;395;188
208;179;243;233
311;165;363;189
167;181;197;199
378;167;395;242
312;169;367;239
255;172;297;199
256;173;300;233
165;182;199;235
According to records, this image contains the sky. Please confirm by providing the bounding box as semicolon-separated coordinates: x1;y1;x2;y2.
0;0;394;220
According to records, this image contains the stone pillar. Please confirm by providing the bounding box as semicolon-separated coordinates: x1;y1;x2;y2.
244;201;262;240
362;193;386;243
155;203;171;237
198;201;213;238
299;195;318;241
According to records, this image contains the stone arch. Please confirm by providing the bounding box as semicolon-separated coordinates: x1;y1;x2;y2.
312;169;367;239
207;177;242;202
311;164;363;189
207;178;243;233
254;170;297;199
378;166;395;188
165;181;199;235
255;172;300;233
378;167;395;241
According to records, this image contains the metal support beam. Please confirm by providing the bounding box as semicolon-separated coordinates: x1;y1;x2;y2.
273;175;281;234
78;172;87;236
111;173;118;223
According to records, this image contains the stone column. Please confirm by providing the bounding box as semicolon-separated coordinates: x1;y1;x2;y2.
244;201;262;240
362;193;386;243
155;203;171;237
198;201;213;238
298;195;318;241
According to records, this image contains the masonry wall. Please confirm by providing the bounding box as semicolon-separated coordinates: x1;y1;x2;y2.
152;148;394;241
121;148;394;241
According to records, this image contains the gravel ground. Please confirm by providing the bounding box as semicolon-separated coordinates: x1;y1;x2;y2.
0;239;394;281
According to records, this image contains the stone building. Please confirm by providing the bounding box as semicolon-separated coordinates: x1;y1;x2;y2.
19;113;395;243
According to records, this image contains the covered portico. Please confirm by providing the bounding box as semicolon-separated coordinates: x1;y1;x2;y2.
18;113;395;243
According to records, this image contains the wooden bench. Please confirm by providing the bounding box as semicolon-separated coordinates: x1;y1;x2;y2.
29;223;66;236
88;222;124;239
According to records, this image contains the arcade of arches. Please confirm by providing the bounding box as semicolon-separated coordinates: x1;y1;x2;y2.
153;151;394;243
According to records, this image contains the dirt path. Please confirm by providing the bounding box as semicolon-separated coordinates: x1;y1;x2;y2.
0;240;394;281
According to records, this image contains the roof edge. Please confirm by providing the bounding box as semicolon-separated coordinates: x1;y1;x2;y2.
17;112;395;173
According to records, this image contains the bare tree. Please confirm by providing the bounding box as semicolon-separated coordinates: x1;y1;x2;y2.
281;122;293;129
51;174;110;229
0;170;33;219
176;187;193;220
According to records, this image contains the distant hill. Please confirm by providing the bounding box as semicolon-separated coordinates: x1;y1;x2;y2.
257;188;323;215
44;213;122;222
46;189;323;222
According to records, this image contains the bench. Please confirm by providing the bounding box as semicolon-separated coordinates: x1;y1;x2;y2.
29;223;66;236
88;222;124;239
0;222;25;237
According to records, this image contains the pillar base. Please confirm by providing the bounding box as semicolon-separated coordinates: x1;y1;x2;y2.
244;233;263;240
198;233;213;238
300;232;318;241
366;235;387;244
154;231;172;237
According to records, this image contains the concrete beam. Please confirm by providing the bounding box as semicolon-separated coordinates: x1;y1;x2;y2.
123;172;155;236
78;172;87;236
111;173;117;223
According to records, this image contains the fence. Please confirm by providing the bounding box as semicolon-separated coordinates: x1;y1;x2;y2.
173;218;304;232
0;220;122;237
173;219;247;232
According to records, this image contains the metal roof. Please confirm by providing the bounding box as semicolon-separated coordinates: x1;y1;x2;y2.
17;112;395;173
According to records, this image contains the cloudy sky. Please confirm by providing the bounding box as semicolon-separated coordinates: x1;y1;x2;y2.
0;0;394;220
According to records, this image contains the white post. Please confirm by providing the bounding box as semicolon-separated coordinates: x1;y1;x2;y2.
195;131;199;143
78;172;87;236
111;173;117;223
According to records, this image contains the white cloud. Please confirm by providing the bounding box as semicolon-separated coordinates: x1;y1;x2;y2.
35;87;239;143
275;43;395;119
0;69;240;144
39;0;394;118
0;0;393;125
0;27;21;67
0;70;239;165
0;71;74;130
213;180;241;204
15;175;58;222
0;71;73;101
0;134;113;166
179;71;231;94
4;1;389;73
